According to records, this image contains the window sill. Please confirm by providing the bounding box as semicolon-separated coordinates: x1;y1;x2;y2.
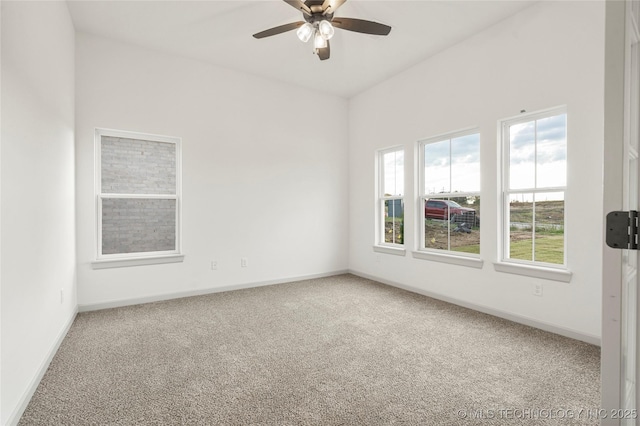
493;261;572;282
412;250;483;269
373;245;406;256
92;254;185;269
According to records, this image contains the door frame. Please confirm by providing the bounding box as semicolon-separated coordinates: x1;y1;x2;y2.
602;1;636;424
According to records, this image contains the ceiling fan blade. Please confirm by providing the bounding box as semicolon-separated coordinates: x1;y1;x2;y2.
321;0;347;15
253;21;304;39
332;17;391;36
317;40;330;60
283;0;312;16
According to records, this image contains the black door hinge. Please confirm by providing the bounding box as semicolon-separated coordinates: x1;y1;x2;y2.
606;210;639;249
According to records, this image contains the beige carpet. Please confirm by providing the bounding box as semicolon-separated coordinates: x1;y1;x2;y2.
19;274;600;425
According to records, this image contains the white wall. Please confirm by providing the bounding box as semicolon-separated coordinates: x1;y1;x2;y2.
75;33;349;308
348;1;605;342
1;1;77;424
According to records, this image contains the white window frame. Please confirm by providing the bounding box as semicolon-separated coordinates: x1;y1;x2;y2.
374;146;406;256
92;128;183;269
496;107;572;282
413;128;483;268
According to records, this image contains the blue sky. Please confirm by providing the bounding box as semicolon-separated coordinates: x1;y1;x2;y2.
383;150;404;196
509;113;566;190
384;113;566;200
423;133;480;195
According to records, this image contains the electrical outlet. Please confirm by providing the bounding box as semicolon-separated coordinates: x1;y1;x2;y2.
241;257;248;268
60;289;64;304
534;283;543;297
211;260;218;270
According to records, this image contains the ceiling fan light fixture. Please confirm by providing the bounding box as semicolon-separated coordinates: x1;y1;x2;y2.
296;22;314;42
253;0;392;61
318;20;335;40
314;31;327;49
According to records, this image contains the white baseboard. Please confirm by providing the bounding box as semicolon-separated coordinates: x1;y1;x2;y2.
6;307;78;426
78;269;350;312
349;269;601;346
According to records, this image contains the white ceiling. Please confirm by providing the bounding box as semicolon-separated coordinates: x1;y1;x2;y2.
66;0;537;98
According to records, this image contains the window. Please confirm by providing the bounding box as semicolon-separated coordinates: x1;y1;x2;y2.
501;108;567;267
95;129;182;265
377;147;404;248
418;130;481;256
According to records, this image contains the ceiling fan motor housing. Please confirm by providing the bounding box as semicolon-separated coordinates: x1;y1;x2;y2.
304;12;334;24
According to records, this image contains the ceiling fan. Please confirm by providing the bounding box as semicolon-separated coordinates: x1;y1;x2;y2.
252;0;391;61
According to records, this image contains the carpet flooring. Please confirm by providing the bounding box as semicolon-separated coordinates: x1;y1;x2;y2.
19;274;600;425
